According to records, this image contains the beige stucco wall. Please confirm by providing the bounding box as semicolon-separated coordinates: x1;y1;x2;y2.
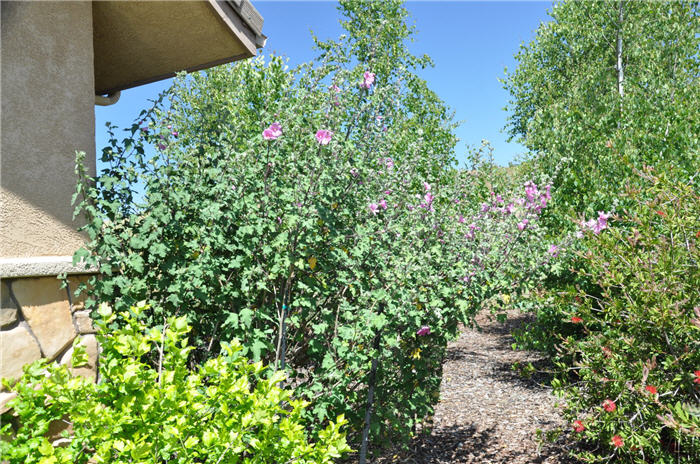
1;1;96;259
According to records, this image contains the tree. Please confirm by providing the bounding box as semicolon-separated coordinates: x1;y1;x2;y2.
503;0;699;225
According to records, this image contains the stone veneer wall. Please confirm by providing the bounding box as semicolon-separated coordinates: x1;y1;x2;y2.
0;275;98;414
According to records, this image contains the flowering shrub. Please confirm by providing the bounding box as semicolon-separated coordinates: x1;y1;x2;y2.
548;169;699;462
72;0;553;453
0;302;350;464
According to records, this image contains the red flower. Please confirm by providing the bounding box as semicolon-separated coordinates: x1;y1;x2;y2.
603;399;617;412
601;346;612;358
571;316;583;323
694;370;700;384
645;385;657;394
611;435;624;448
573;420;585;432
655;210;666;217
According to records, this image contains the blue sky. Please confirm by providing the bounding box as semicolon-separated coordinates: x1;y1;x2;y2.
95;1;553;167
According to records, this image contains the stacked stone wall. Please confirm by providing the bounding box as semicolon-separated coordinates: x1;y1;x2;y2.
0;275;97;413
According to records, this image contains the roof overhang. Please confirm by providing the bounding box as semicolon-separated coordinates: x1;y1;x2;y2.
93;0;265;95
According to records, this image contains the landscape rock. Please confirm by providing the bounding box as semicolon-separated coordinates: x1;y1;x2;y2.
11;277;76;359
0;325;42;386
73;310;95;334
0;283;18;328
0;391;18;414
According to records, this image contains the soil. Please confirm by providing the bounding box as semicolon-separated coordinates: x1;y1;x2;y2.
373;311;578;464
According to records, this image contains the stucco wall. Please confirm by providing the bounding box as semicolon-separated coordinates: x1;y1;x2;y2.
1;1;96;259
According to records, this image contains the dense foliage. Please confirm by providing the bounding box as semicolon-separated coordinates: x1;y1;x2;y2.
503;0;699;225
72;0;552;453
549;170;699;463
0;302;350;464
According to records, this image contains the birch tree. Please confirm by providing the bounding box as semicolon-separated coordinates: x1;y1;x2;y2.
503;0;699;226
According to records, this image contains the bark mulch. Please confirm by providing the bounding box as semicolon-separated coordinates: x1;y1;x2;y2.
374;311;578;463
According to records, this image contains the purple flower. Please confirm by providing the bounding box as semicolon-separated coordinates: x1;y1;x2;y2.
416;326;431;336
157;143;167;151
517;219;529;231
481;202;490;213
361;71;376;89
315;129;333;145
505;203;515;214
548;245;560;257
350;168;359;177
385;157;394;170
457;215;466;224
369;203;379;215
379;199;388;210
407;205;415;211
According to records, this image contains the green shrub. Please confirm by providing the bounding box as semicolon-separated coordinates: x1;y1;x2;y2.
0;302;350;464
548;169;699;462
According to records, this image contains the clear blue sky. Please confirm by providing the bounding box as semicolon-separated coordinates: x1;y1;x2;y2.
95;1;553;167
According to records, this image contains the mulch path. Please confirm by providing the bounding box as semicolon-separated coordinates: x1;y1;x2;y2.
374;311;578;463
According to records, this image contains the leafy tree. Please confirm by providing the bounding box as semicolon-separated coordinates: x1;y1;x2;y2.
504;0;699;225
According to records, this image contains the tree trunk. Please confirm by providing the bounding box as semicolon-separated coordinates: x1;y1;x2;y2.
616;0;625;98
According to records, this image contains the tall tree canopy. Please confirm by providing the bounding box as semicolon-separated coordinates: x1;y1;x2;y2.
504;0;699;222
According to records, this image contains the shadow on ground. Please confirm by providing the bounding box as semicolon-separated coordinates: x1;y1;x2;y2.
371;424;578;464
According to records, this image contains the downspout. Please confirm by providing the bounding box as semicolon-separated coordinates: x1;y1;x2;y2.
95;91;121;106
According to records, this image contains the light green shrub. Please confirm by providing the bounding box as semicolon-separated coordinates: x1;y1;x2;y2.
0;302;350;464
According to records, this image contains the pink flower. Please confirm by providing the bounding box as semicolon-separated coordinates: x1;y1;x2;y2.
611;435;623;448
416;326;431;336
573;420;585;433
263;122;283;140
505;203;515;214
379;199;388;210
603;399;616;412
361;71;375;89
517;219;529;231
315;129;333;145
420;192;435;212
457;215;466;224
329;84;340;92
524;181;538;202
693;370;700;384
171;131;179;137
384;190;392;195
423;181;431;192
350;168;359;177
593;211;611;234
385;157;394;170
481;203;490;213
548;245;560;257
368;203;379;215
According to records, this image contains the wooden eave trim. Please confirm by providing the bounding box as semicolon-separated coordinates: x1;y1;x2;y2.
95;52;251;96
